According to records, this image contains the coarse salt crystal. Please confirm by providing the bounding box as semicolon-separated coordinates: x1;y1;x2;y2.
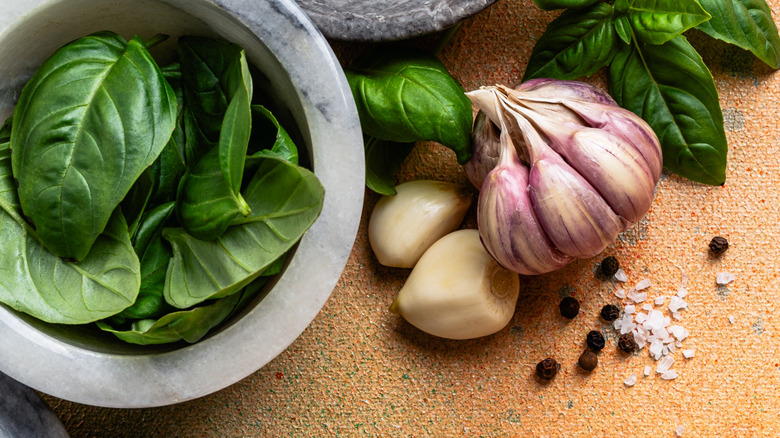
669;296;688;313
621;320;637;335
661;370;679;380
615;288;626;299
655;296;666;305
647;310;665;330
716;272;735;286
624;373;637;386
676;425;685;437
662;346;670;356
728;315;735;324
614;319;623;330
677;287;688;299
634;292;648;303
667;343;676;353
635;313;647;324
644;365;652;376
642;303;654;312
656;355;675;373
615;269;628;282
653;327;670;340
649;340;664;359
672;312;683;321
683;349;696;358
669;325;689;341
633;331;647;349
635;279;651;290
624;304;636;314
627;289;638;302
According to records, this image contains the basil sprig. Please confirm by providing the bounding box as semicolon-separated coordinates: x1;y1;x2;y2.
524;0;780;186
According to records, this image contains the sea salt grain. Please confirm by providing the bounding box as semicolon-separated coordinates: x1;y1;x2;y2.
624;373;637;386
676;425;685;436
683;349;696;358
728;315;735;324
655;296;666;305
656;355;675;373
661;370;679;380
615;288;626;299
644;365;652;376
615;269;628;282
624;304;636;314
669;296;688;313
716;272;735;285
635;279;651;290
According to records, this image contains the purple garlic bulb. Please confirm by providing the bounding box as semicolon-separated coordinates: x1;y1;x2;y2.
466;81;662;275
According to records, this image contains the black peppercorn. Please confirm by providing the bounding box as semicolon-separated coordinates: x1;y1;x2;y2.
709;236;729;255
586;330;605;352
618;333;638;354
600;304;620;322
536;358;560;380
559;296;580;319
599;256;619;278
578;350;598;371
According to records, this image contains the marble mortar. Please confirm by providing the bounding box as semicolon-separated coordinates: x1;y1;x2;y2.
0;0;364;408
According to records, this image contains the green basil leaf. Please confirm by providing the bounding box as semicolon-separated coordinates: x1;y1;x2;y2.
523;3;619;81
121;168;155;237
532;0;599;10
696;0;780;68
608;37;727;185
345;47;472;164
0;139;140;323
625;0;711;45
10;31;177;261
163;157;324;309
149;63;187;207
0;117;10;142
365;136;414;196
176;146;251;240
96;290;243;345
615;16;633;45
248;105;298;165
177;38;253;241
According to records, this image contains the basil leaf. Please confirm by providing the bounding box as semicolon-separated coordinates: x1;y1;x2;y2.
696;0;780;68
614;15;633;45
247;105;298;165
177;38;253;241
532;0;599;10
163;157;324;309
121;168;155;237
345;47;472;164
624;0;711;45
149;63;187;208
0;118;10;142
608;37;727;185
523;3;619;81
0;139;140;323
10;31;177;261
96;290;243;345
176;146;251;240
365;137;414;196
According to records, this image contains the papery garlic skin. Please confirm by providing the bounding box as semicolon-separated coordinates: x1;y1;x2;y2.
465;112;501;189
528;147;624;258
390;229;520;340
478;131;573;275
369;180;473;268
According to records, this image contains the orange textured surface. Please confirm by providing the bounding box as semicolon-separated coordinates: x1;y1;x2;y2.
49;1;780;436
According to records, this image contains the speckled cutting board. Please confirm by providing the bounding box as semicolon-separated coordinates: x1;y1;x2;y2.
51;0;780;436
294;0;498;41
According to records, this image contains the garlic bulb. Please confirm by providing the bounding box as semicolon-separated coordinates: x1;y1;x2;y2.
368;180;473;268
389;229;520;339
467;80;662;275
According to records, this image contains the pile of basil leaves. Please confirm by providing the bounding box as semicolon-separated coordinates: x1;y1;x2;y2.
0;32;324;345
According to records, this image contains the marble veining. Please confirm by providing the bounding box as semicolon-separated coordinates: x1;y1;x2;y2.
295;0;498;41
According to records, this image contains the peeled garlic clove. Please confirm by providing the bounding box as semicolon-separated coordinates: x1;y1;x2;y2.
465;112;502;190
368;180;473;268
389;229;520;339
478;135;573;275
528;148;623;259
555;128;656;225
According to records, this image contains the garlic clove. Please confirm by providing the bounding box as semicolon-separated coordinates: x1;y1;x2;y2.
389;229;520;340
478;133;573;275
514;78;617;106
368;180;473;268
465;111;502;190
528;147;624;259
556;127;656;225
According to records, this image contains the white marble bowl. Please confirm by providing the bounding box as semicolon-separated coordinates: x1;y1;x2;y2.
0;0;363;408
